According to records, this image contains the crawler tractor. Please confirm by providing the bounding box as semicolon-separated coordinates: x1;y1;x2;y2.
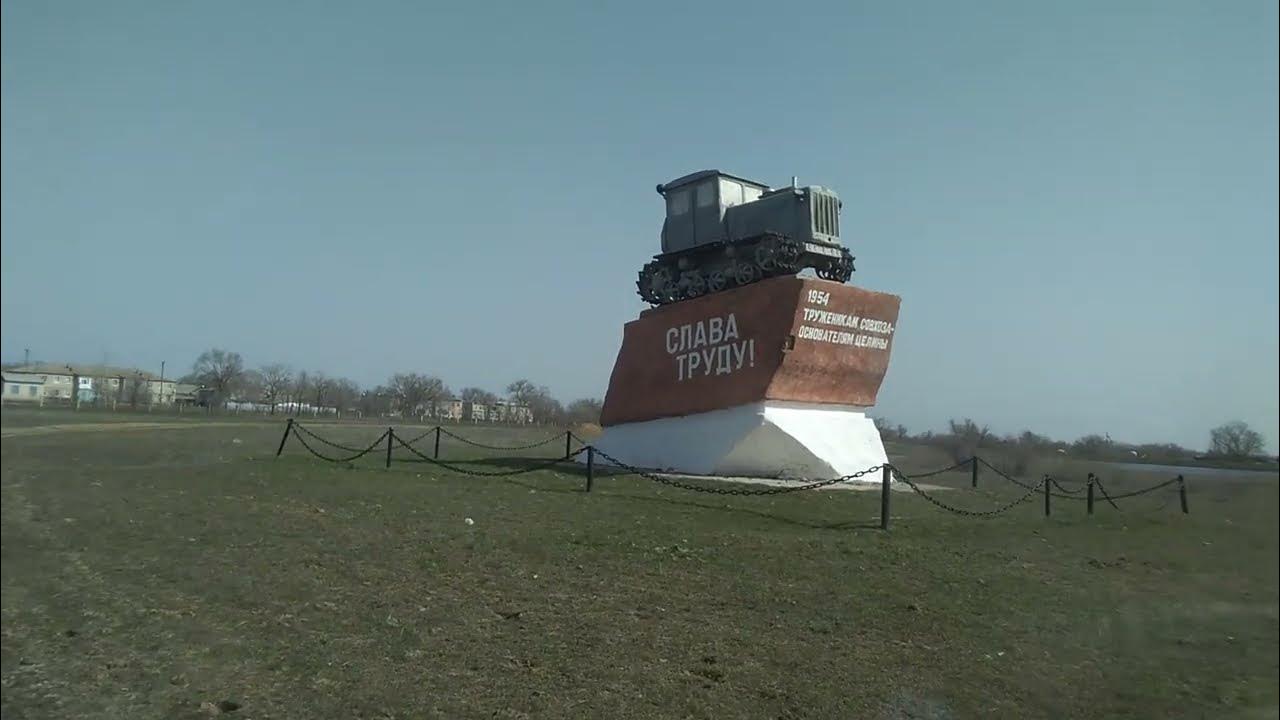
637;170;854;305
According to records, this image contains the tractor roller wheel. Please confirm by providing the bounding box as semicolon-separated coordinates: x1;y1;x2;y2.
733;261;761;286
679;270;706;299
706;270;728;294
756;255;776;273
755;242;779;272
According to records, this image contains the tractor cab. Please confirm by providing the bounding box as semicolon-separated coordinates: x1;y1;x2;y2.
656;170;768;254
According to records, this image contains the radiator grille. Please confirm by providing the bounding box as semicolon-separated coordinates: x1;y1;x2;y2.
812;192;840;240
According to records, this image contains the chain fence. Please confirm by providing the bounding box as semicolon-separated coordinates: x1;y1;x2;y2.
289;425;389;463
978;458;1087;501
1048;477;1087;496
276;421;1191;525
1093;477;1123;511
890;458;972;479
396;427;438;447
1094;476;1182;500
891;466;1042;517
292;421;373;454
437;426;570;452
390;432;581;476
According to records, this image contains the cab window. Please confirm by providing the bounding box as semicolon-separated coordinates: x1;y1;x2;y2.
719;179;742;206
667;188;690;216
695;180;717;208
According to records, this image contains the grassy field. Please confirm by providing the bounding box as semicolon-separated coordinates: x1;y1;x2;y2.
2;408;1277;719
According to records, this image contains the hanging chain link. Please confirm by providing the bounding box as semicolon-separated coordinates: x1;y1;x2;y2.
894;458;973;479
396;427;437;447
1093;477;1122;511
891;466;1041;516
391;432;580;477
1095;476;1180;500
437;426;567;451
292;422;374;454
291;426;388;463
977;457;1040;491
1048;477;1087;495
976;458;1084;500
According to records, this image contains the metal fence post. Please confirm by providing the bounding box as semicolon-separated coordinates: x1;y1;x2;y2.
434;426;441;459
1178;475;1188;514
1087;473;1095;515
275;418;294;457
565;431;572;460
971;457;979;488
586;446;594;492
385;428;394;469
1043;475;1051;517
880;465;892;530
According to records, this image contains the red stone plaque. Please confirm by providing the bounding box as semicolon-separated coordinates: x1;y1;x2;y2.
600;276;902;427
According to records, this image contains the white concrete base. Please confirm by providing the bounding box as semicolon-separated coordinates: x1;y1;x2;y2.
587;401;888;481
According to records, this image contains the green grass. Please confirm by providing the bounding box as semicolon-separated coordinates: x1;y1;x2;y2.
2;416;1277;719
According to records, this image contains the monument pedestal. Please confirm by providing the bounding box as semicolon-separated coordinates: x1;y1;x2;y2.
594;275;902;480
592;400;886;479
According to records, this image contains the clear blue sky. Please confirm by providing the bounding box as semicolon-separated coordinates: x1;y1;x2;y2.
3;0;1277;451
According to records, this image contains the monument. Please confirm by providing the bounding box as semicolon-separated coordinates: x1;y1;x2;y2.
594;170;901;480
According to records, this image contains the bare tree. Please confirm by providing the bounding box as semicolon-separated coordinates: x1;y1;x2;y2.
871;418;910;442
1072;434;1112;459
942;418;991;463
358;386;393;417
89;373;118;407
1209;421;1265;458
328;378;360;417
258;364;293;414
238;369;265;405
461;387;498;405
291;371;311;414
872;416;899;440
121;373;154;408
1018;430;1052;450
505;379;564;423
565;398;603;425
506;379;538;406
311;372;333;410
530;393;564;424
191;349;245;408
389;373;449;420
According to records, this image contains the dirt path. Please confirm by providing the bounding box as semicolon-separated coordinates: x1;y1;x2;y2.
0;421;270;439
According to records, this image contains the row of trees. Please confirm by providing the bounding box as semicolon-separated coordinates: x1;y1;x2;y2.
874;416;1269;464
187;348;603;425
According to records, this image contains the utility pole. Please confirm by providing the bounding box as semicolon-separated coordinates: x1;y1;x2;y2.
23;348;30;366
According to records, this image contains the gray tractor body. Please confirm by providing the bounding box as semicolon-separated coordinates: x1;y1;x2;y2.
637;170;853;305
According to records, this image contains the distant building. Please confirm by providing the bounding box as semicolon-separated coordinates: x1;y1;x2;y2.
463;401;488;423
3;364;177;405
174;383;216;407
487;400;533;424
434;398;464;422
2;372;45;403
